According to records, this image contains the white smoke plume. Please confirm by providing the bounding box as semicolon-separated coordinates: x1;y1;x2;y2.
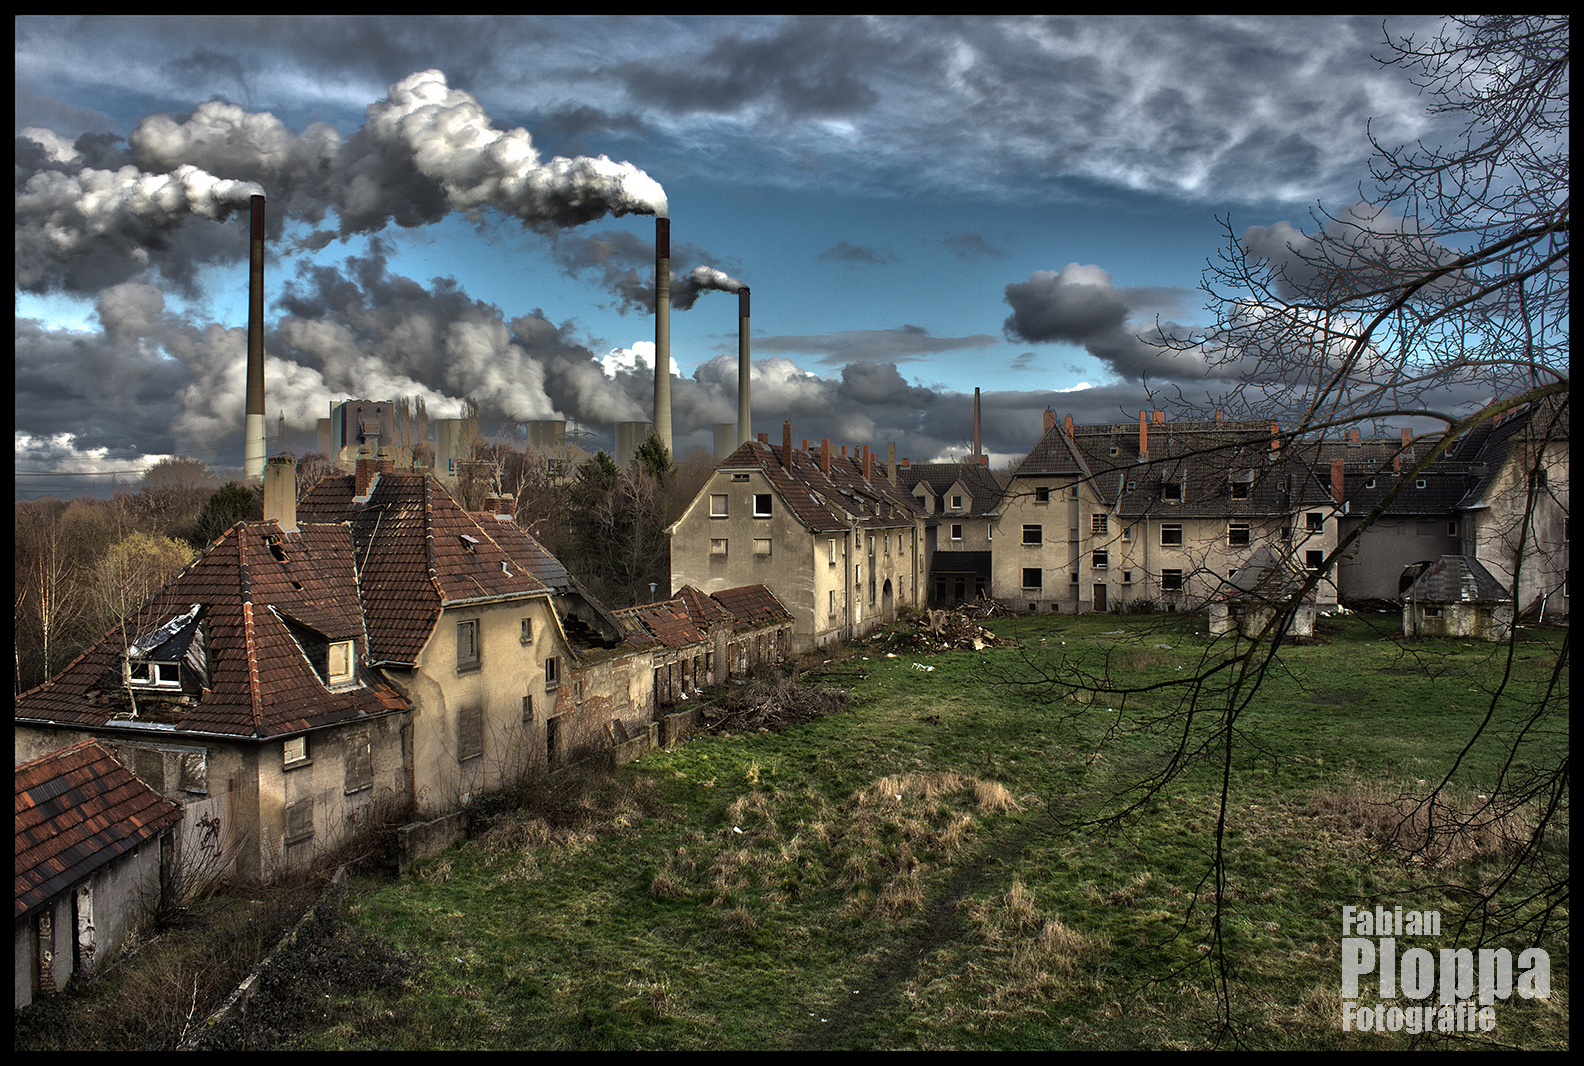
17;69;668;295
670;265;746;311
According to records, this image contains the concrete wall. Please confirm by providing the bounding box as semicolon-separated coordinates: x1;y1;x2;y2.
1404;601;1514;642
16;830;171;1009
1337;516;1462;601
1469;440;1569;616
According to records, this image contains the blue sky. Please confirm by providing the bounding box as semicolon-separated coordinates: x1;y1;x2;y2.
15;15;1461;498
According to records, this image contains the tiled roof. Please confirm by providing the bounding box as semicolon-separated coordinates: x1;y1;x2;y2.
611;599;708;649
15;521;409;738
702;584;792;631
898;463;1005;514
1406;556;1512;604
471;512;572;592
16;739;183;918
710;440;925;534
301;473;551;664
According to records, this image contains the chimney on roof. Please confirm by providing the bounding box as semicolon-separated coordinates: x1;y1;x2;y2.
1064;414;1074;439
900;458;910;468
821;437;831;476
1401;427;1412;448
1044;407;1056;433
487;492;515;518
841;445;848;458
1394;451;1402;473
1348;427;1360;447
1216;408;1223;424
863;445;873;482
888;443;897;486
1139;410;1148;461
782;420;793;469
978;453;989;467
802;438;809;452
1331;459;1345;505
1153;410;1165;424
654;217;672;456
758;432;769;444
264;455;296;533
1269;421;1281;456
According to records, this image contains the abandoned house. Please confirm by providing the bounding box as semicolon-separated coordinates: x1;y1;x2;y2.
898;459;1005;606
16;738;184;1009
668;422;927;649
995;411;1340;614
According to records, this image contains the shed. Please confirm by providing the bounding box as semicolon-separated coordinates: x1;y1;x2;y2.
1207;546;1317;639
1402;555;1514;641
15;739;183;1009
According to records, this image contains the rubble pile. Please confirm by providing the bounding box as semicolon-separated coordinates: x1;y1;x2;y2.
701;676;850;734
873;608;1015;654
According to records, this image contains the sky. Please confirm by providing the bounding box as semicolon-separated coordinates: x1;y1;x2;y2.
14;14;1468;500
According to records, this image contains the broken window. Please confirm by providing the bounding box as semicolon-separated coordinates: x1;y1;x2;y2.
1092;551;1108;569
1227;524;1251;547
1306;511;1324;531
1306;550;1326;571
1022;524;1042;545
1034;487;1051;504
459;705;483;762
520;617;534;644
754;493;772;517
1161;524;1183;546
951;524;963;541
1022;568;1043;589
1161;569;1184;592
1091;515;1108;535
1162;482;1183;502
545;656;560;690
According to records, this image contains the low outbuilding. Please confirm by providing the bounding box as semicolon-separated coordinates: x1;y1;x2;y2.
1401;555;1514;641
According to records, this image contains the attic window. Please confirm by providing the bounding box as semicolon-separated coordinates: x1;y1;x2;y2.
126;660;182;689
1162;483;1183;503
1365;478;1376;489
328;640;355;685
731;473;750;482
459;534;480;553
1230;480;1251;500
1415;479;1427;489
266;535;287;562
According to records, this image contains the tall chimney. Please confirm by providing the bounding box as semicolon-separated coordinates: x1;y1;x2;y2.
1139;410;1148;461
887;443;896;486
263;455;296;533
1269;420;1281;455
1331;459;1345;505
1043;407;1056;433
738;287;752;446
1064;414;1074;439
244;195;267;483
973;387;981;457
862;445;873;482
654;217;672;457
821;438;831;476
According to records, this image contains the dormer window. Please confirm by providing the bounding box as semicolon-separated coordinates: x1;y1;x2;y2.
459;534;479;553
328;640;355;686
126;659;182;689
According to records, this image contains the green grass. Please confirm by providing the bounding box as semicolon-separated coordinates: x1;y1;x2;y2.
273;613;1569;1049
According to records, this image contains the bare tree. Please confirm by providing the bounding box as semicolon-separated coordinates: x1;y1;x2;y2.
1028;16;1568;1044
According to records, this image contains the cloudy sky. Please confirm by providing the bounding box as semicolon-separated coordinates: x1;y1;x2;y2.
15;15;1462;498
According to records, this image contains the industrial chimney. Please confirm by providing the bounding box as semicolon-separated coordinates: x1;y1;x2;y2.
737;286;752;446
654;217;673;457
973;387;981;459
244;194;267;483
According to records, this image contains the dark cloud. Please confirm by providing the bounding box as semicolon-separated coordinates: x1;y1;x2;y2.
818;241;899;266
755;325;998;366
941;230;1008;260
548;228;746;313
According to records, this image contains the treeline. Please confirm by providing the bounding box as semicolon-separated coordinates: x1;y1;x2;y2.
14;438;716;695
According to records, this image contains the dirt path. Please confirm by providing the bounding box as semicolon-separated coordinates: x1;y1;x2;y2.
792;806;1056;1050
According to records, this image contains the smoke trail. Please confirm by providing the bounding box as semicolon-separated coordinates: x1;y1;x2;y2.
670;265;746;310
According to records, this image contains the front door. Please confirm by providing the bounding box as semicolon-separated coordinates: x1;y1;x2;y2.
1093;584;1107;612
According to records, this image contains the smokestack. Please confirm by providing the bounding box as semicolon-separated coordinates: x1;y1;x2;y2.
654;217;672;457
738;287;752;446
244;194;266;483
263;455;296;533
973;387;981;457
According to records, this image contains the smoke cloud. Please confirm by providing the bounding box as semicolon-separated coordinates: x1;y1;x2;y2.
16;69;668;296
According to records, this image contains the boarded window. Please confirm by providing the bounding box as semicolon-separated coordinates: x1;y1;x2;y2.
459;705;484;762
284;735;308;766
711;538;728;556
753;538;772;556
285;799;314;845
457;619;480;671
1091;515;1108;535
710;494;729;517
328;640;354;684
344;729;373;794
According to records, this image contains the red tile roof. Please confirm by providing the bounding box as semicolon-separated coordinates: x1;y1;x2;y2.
15;521;409;738
702;584;792;630
708;440;925;535
16;739;183;918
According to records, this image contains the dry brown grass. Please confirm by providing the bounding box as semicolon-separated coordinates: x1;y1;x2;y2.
1305;781;1560;869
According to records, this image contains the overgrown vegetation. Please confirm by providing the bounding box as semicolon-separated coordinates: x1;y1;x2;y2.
145;612;1565;1050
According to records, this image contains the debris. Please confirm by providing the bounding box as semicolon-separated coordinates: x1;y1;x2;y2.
874;607;1016;654
700;676;849;734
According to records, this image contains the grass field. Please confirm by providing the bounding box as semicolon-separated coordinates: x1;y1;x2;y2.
211;612;1574;1048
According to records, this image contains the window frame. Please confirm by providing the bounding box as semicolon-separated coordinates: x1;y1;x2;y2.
456;618;480;672
1091;514;1108;535
1160;523;1183;547
1227;523;1251;547
544;655;560;690
1021;567;1043;590
1161;569;1184;592
753;493;773;517
710;493;729;517
1022;524;1043;545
